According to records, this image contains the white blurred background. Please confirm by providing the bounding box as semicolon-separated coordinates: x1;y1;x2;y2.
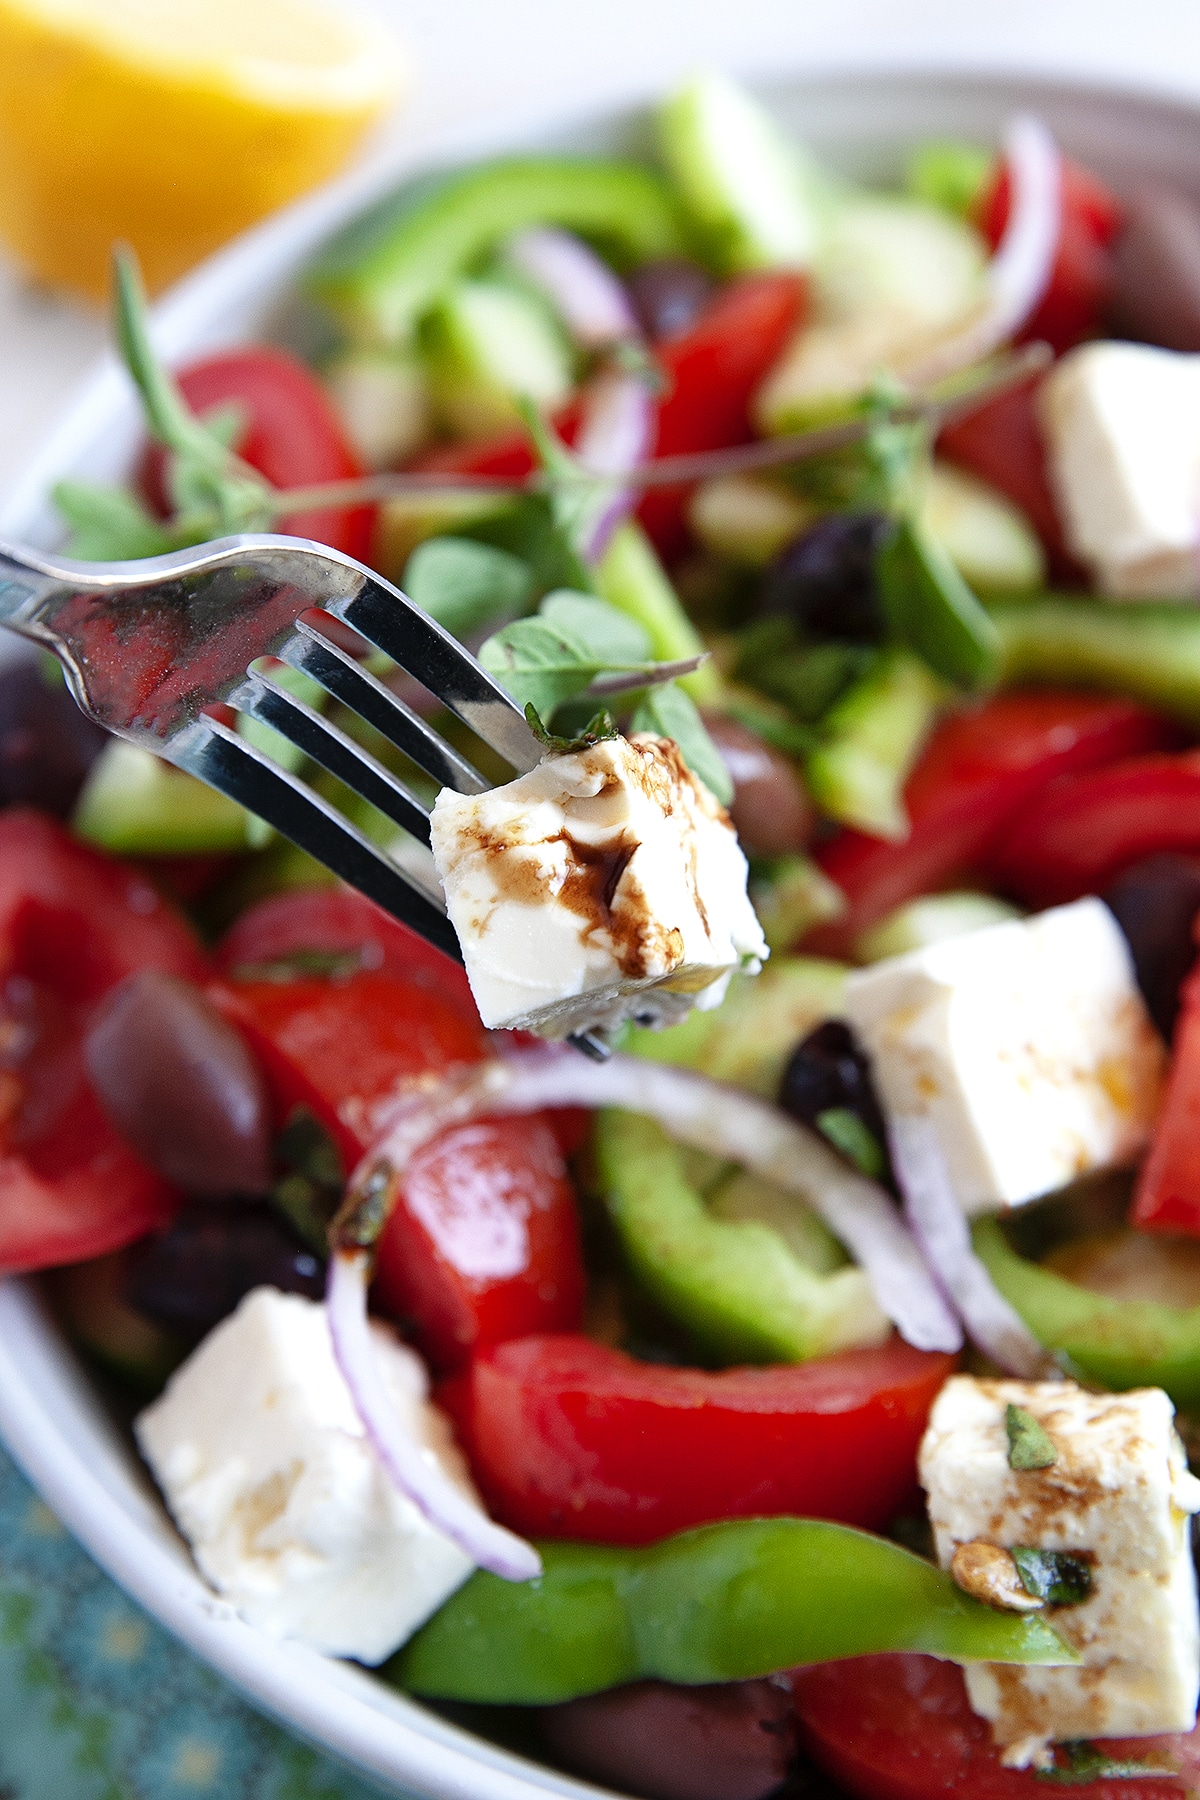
0;0;1195;496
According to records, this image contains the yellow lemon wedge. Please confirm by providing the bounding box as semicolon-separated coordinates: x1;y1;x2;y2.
0;0;406;299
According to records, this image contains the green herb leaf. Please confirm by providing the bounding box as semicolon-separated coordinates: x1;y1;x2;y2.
517;398;611;564
816;1107;887;1180
524;704;620;753
480;589;674;718
630;680;733;805
52;480;177;561
1036;1741;1172;1784
876;514;1001;690
403;536;534;638
270;1105;345;1255
1007;1403;1059;1471
1011;1548;1093;1607
539;590;651;663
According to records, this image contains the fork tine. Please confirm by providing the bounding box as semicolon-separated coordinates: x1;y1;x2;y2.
327;576;544;774
228;671;435;844
275;619;489;795
166;716;461;959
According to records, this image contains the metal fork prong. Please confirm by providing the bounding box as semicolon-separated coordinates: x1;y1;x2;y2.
328;576;544;774
277;619;488;795
228;671;435;846
167;716;460;959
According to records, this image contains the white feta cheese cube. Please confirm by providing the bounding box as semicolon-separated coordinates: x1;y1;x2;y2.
841;897;1164;1215
1040;341;1200;597
920;1375;1200;1766
430;732;767;1037
136;1288;475;1663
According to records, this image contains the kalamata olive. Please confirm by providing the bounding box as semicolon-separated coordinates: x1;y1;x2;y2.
125;1201;324;1335
1107;185;1200;352
760;513;894;643
703;715;814;856
85;970;273;1194
0;660;107;815
779;1021;888;1147
627;258;716;342
539;1678;796;1800
1102;852;1200;1039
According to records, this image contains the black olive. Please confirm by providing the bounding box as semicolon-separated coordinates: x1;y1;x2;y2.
125;1202;325;1336
779;1021;889;1150
0;660;107;815
1102;852;1200;1039
85;970;273;1195
627;258;716;342
1107;185;1200;353
539;1678;796;1800
760;513;894;643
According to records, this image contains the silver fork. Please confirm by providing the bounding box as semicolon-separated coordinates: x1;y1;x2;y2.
0;532;608;1055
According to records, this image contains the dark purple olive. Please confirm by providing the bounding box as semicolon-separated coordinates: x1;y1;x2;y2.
703;715;814;856
760;513;894;643
779;1020;888;1147
85;970;273;1194
539;1679;796;1800
125;1201;324;1335
1107;185;1200;352
0;660;107;815
1102;852;1200;1039
627;258;716;342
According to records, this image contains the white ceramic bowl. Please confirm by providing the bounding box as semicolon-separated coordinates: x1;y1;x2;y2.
2;62;1199;1800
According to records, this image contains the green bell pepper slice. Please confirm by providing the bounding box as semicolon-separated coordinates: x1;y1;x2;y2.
974;1216;1200;1406
877;515;1001;690
805;649;943;840
307;159;688;345
396;1517;1075;1704
988;593;1200;730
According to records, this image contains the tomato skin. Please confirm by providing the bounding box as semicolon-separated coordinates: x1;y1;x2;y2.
372;1115;585;1371
808;693;1172;955
978;156;1124;355
793;1654;1195;1800
446;1334;955;1545
1133;963;1200;1234
141;347;373;559
937;376;1079;582
0;810;205;1273
989;752;1200;909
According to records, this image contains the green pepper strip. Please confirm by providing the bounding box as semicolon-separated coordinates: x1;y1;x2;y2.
974;1217;1200;1407
396;1517;1075;1704
988;594;1200;730
805;649;944;841
306;158;688;345
595;521;721;705
596;1110;882;1362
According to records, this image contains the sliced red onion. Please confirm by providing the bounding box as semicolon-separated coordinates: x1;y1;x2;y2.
574;369;656;562
888;1114;1052;1378
508;226;640;350
361;1049;961;1355
326;1247;542;1582
908;114;1062;386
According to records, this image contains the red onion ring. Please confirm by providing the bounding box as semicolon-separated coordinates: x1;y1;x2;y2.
888;1115;1053;1378
508;226;640;349
574;369;656;561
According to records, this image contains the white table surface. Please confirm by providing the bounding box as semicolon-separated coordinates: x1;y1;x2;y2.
0;0;1197;501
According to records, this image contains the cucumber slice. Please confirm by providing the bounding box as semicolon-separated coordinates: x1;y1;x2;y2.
708;1168;849;1273
687;472;812;566
372;490;515;581
906;140;994;219
856;891;1023;963
73;739;257;854
919;461;1045;594
806;649;942;840
322;347;431;470
658;72;822;273
423;277;574;438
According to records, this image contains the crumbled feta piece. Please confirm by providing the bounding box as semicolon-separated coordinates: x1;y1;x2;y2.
1040;342;1200;597
430;732;767;1037
841;898;1165;1215
136;1288;475;1663
920;1375;1200;1767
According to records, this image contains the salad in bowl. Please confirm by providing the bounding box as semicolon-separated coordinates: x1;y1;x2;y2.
6;64;1200;1800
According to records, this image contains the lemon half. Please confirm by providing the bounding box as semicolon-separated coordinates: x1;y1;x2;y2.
0;0;406;299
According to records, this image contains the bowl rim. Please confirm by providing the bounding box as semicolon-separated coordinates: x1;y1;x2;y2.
2;54;1199;1800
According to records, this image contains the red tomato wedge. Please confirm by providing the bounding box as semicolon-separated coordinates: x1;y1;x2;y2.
794;1654;1197;1800
141;347;373;559
977;156;1124;355
412;273;806;561
1133;960;1200;1234
445;1333;954;1544
372;1115;585;1370
808;693;1172;955
989;752;1200;908
0;810;204;1273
